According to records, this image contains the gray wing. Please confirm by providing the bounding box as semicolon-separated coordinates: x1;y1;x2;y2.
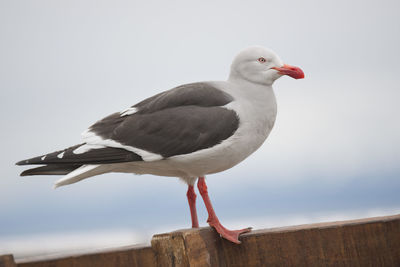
86;82;239;159
133;82;234;113
17;82;239;175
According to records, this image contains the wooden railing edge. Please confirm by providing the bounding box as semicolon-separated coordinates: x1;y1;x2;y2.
1;213;399;267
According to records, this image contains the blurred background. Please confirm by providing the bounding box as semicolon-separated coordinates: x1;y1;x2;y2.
1;0;399;259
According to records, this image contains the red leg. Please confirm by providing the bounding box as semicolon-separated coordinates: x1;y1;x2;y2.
187;185;199;228
197;177;251;244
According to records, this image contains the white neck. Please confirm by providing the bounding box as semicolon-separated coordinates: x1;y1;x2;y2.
225;75;274;105
228;68;275;87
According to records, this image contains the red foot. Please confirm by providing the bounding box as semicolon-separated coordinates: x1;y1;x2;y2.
208;219;251;244
197;176;251;244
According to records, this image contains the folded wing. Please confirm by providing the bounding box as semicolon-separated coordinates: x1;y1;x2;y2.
17;82;239;177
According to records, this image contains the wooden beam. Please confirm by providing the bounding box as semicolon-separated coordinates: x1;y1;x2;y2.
0;255;16;267
151;214;400;266
12;214;400;267
16;245;155;267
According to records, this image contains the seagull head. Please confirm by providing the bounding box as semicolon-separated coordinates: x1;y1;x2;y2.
229;46;304;86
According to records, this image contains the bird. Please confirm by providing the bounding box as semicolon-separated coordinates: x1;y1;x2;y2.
16;46;304;244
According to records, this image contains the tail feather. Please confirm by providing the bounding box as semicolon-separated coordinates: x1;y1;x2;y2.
54;164;112;188
20;164;82;176
16;143;140;187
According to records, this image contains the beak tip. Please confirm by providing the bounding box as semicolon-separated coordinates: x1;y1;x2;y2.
276;64;305;79
296;71;305;79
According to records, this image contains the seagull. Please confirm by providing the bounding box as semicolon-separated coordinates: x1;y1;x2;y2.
16;46;304;244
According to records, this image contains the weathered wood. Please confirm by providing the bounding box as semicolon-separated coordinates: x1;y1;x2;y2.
14;214;400;267
17;245;156;267
0;255;16;267
151;214;400;266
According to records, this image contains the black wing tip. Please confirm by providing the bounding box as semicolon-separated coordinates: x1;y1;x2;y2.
19;167;38;176
16;159;30;166
20;168;43;176
19;164;82;177
20;170;30;176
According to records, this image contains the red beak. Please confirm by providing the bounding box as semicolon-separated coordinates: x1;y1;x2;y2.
272;64;304;79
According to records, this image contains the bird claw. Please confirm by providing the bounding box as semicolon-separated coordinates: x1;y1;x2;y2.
209;221;251;244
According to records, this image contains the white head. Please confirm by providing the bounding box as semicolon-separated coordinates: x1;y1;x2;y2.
229;46;304;86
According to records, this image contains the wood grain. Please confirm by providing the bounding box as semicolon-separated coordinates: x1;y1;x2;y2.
10;214;400;267
16;245;155;267
0;255;16;267
151;214;400;267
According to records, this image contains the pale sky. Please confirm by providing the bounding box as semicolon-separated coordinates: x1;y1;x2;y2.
1;0;399;258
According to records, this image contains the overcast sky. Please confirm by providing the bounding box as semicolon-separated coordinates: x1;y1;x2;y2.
1;0;399;258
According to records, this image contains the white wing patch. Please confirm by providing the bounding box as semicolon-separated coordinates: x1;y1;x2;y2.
57;152;65;159
120;107;138;117
75;130;163;162
73;144;105;154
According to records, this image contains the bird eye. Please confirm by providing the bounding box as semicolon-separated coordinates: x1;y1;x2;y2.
258;57;266;63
